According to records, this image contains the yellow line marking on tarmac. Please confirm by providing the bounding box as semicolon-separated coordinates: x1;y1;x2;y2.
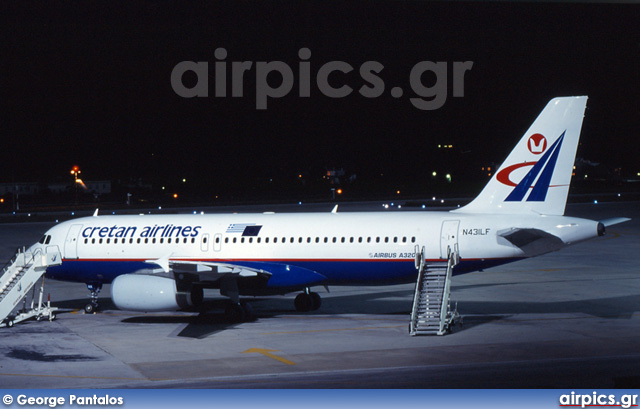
243;348;296;365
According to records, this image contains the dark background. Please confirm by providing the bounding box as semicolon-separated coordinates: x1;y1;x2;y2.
2;1;639;205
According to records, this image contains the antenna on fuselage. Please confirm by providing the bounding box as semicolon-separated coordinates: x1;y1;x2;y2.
93;209;99;217
331;205;338;214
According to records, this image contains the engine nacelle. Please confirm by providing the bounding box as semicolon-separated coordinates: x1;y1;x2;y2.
111;274;194;312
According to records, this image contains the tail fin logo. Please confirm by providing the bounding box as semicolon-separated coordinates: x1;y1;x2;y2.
528;133;547;154
501;131;566;202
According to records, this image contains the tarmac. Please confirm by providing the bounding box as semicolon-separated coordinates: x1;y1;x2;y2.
0;200;638;388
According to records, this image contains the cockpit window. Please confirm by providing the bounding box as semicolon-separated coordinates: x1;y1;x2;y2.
38;235;52;245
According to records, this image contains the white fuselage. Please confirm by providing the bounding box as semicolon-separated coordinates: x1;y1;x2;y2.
37;210;601;288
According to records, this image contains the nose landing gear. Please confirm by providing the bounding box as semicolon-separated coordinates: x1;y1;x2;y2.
84;283;102;314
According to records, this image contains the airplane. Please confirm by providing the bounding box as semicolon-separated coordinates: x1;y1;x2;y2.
29;96;629;321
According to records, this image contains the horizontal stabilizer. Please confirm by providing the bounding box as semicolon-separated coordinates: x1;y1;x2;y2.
498;227;564;256
600;217;631;227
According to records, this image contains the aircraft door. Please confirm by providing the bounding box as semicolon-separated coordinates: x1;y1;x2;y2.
440;220;460;259
64;224;83;260
213;233;222;252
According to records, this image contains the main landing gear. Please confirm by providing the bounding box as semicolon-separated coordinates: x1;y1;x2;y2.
294;288;322;312
225;302;254;323
84;283;102;314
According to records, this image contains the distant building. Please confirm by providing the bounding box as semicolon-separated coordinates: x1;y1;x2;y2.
0;181;111;196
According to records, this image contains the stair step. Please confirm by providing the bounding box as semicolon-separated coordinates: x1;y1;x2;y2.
410;249;459;336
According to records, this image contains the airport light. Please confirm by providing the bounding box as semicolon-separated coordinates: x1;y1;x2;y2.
70;166;81;205
173;193;178;199
446;174;452;182
336;189;343;195
432;171;437;177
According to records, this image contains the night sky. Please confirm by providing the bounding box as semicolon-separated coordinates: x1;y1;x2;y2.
3;2;639;202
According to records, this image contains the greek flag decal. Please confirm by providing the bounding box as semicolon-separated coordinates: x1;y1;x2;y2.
505;131;565;202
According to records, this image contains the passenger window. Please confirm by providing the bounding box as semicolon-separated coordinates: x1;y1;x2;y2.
393;237;398;243
324;237;328;243
385;237;389;243
376;237;380;243
332;237;337;243
350;237;354;243
402;237;407;243
84;238;88;244
233;237;237;243
92;238;96;244
411;237;416;243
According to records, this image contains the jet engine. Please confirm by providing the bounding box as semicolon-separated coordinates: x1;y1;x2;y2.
111;274;196;312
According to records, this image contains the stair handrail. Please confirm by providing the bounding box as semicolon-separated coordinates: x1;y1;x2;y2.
0;247;44;294
438;244;459;332
409;245;426;335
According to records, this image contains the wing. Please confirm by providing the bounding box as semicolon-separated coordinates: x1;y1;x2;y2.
162;259;328;290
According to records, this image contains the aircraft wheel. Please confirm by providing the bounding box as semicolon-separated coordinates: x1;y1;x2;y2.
7;320;14;328
225;303;246;323
310;292;322;311
294;293;313;312
84;302;98;314
241;302;254;321
49;314;56;321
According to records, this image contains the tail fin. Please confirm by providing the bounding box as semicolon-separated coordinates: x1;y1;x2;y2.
456;96;588;215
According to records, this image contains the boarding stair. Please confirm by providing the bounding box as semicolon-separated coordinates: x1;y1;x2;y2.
0;246;62;328
409;244;460;335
